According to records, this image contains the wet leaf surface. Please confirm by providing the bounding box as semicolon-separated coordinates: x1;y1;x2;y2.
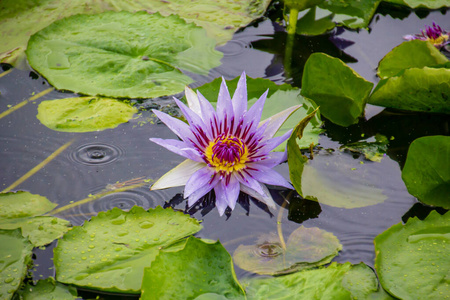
54;206;202;293
375;211;450;300
16;277;78;300
141;237;245;299
0;191;56;218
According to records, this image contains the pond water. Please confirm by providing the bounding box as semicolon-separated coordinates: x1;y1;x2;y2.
0;3;449;299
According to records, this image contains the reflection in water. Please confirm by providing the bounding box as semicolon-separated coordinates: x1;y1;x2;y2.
402;203;448;223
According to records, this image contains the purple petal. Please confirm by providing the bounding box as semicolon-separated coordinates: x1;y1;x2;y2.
235;170;265;196
216;78;234;127
214;183;228;216
240;183;276;208
260;105;301;139
242;89;268;134
197;90;218;137
152;109;194;141
151;160;205;190
150;138;203;162
173;98;206;130
245;165;293;190
231;72;247;119
255;151;287;168
185;168;219;206
259;129;293;153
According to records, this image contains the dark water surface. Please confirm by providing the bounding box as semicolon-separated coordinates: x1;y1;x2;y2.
1;4;449;298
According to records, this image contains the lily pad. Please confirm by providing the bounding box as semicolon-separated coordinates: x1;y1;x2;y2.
0;191;56;219
37;97;137;132
54;206;202;293
340;134;389;162
369;67;450;114
0;0;270;66
301;53;373;127
296;7;336;36
141;237;245;299
284;0;325;11
16;278;77;300
319;0;381;29
244;262;392;299
382;0;450;9
0;229;33;300
374;210;450;300
401;136;450;209
377;40;449;79
195;76;323;150
233;226;342;275
0;216;71;248
26;11;223;98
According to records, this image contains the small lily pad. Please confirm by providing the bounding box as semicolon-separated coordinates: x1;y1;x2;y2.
369;67;450;114
233;226;342;275
141;237;245;299
382;0;450;9
340;134;389;162
301;53;373;127
26;11;223;98
0;229;33;300
375;210;450;300
196;76;323;150
37;97;137;132
54;206;202;293
0;191;56;219
244;262;392;299
401;135;450;209
377;40;448;79
296;7;336;36
16;278;77;300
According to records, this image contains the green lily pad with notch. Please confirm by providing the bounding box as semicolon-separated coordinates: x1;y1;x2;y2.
369;67;450;114
233;226;342;275
141;237;245;300
26;11;223;98
0;229;34;300
37;97;137;132
382;0;450;9
195;76;323;151
318;0;381;29
16;277;77;300
0;191;56;219
301;53;373;127
377;40;448;79
54;206;202;293
375;210;450;300
296;7;336;36
244;262;393;299
401;135;450;209
1;0;270;66
340;134;389;162
0;191;71;247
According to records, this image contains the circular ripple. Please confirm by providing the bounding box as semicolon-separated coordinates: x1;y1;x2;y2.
70;143;123;166
218;39;253;57
254;242;283;258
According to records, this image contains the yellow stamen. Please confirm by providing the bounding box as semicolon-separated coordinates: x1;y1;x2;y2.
204;134;249;174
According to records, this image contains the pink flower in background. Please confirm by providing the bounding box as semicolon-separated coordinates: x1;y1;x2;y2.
404;22;449;49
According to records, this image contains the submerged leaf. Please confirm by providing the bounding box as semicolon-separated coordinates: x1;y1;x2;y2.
401;135;450;209
301;53;373;127
382;0;450;9
244;262;392;299
196;76;323;150
375;211;450;300
37;97;137;132
26;11;223;98
340;134;389;162
0;229;33;300
377;40;448;79
141;237;245;299
369;67;450;114
54;206;202;293
233;226;342;275
16;278;77;300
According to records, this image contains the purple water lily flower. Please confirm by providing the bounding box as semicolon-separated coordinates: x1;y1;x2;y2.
150;72;300;215
404;22;449;49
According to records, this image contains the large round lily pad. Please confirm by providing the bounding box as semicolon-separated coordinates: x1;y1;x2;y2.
233;226;342;275
54;206;202;293
375;211;450;300
402;135;450;209
0;229;33;300
37;97;137;132
141;237;245;299
26;11;223;98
